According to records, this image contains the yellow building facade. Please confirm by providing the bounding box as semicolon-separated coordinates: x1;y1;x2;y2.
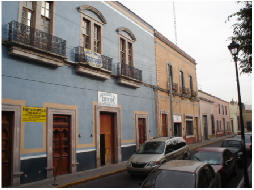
154;31;199;144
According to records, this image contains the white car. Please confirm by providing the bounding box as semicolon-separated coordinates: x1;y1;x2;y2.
127;137;190;175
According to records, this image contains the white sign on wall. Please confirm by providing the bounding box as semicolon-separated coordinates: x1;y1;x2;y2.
98;91;117;107
173;115;182;123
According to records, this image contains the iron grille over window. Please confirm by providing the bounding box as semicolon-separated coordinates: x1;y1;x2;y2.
118;62;142;82
74;46;112;71
8;20;66;56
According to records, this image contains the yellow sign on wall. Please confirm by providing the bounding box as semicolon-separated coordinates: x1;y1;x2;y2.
22;107;47;122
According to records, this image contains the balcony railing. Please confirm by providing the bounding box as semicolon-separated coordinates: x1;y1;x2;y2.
118;63;142;82
191;90;197;97
8;20;66;56
74;46;112;72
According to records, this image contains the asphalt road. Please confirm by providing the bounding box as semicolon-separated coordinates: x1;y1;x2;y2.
71;139;251;188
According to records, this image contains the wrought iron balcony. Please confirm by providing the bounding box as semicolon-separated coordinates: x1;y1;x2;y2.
74;46;112;72
118;63;142;82
191;90;197;97
172;83;178;93
8;21;66;56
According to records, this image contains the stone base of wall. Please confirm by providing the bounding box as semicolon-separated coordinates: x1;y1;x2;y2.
121;145;136;161
20;157;47;184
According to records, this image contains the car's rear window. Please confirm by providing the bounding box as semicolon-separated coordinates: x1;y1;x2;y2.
142;169;195;188
193;151;222;165
136;141;165;154
222;140;241;148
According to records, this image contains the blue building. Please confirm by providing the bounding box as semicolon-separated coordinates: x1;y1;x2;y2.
2;1;157;186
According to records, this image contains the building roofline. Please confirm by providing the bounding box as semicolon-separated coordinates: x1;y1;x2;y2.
112;1;154;30
112;2;196;65
154;30;196;64
198;89;229;104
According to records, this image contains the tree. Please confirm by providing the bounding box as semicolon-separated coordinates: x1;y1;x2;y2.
228;1;252;73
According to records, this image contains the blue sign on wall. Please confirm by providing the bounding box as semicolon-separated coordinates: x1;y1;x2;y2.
84;49;102;68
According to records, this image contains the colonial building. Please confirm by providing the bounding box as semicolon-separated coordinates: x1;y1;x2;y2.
198;90;232;140
229;100;240;134
154;30;199;144
2;1;157;186
198;90;215;141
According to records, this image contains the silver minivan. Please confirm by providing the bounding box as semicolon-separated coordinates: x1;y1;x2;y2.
127;137;190;175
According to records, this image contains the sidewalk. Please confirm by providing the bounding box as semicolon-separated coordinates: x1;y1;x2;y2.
14;134;234;188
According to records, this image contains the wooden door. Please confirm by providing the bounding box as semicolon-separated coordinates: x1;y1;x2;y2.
138;118;146;146
203;115;208;140
161;114;167;137
53;115;71;176
2;111;13;187
100;113;114;165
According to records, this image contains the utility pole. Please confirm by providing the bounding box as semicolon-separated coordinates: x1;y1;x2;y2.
167;64;174;136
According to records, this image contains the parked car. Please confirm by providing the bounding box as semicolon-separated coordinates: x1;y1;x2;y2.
192;147;237;186
127;137;190;175
221;138;243;166
141;160;221;188
234;133;252;156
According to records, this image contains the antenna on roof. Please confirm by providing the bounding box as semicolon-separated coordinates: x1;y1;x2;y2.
173;1;177;45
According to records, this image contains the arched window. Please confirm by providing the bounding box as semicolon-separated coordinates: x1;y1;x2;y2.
116;27;136;66
78;5;107;54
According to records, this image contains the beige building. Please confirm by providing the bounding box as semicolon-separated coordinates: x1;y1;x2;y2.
229;100;240;134
154;30;199;144
243;104;252;132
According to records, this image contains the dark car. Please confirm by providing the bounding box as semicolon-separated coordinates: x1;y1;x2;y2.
221;138;243;166
141;160;221;188
192;147;237;186
234;133;252;156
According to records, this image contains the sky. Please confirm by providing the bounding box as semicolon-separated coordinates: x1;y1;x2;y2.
119;0;252;106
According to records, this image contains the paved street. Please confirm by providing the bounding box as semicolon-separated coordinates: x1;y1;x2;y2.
70;138;251;188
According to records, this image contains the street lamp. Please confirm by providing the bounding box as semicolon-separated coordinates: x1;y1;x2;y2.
228;40;249;188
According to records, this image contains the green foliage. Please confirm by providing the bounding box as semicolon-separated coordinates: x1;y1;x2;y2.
228;1;252;73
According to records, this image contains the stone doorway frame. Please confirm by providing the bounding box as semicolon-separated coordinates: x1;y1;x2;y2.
134;112;149;150
46;107;77;178
95;105;121;167
2;103;23;186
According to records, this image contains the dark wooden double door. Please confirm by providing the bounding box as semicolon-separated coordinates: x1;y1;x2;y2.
2;111;13;187
53;114;71;176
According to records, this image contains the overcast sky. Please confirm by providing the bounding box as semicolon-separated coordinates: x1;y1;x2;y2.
119;0;252;106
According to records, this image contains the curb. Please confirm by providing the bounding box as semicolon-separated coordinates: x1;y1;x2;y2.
58;168;127;188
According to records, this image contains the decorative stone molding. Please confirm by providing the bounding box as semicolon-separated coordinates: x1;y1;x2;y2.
117;76;142;88
8;44;65;67
75;64;111;80
116;27;136;41
78;5;107;24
